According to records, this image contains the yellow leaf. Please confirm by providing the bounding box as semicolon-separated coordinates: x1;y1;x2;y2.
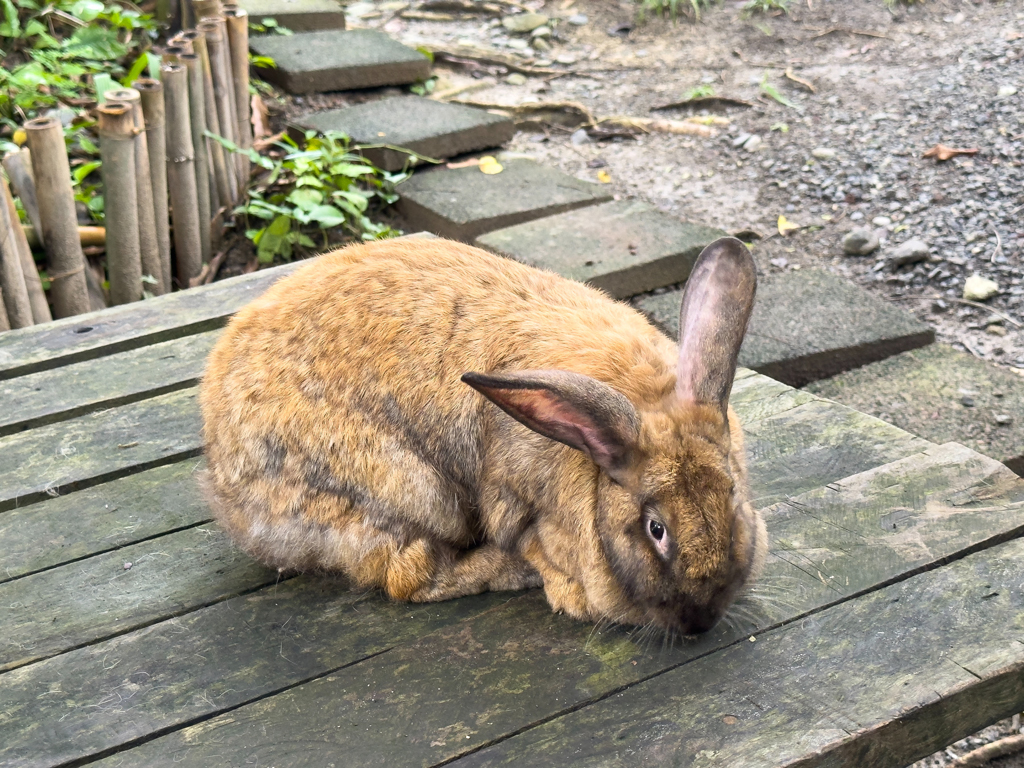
479;156;503;175
12;129;27;146
777;215;800;236
597;170;611;183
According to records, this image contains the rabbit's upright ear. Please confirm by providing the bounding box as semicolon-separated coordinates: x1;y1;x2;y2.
676;237;757;413
462;370;640;479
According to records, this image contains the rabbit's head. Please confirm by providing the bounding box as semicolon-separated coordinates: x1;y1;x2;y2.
463;238;764;635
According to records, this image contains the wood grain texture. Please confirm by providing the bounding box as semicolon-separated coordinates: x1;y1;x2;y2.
0;388;201;511
0;331;218;436
0;459;208;583
0;525;275;672
80;444;1024;768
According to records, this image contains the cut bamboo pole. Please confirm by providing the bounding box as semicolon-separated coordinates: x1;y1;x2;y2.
0;288;10;331
192;0;222;22
163;64;204;287
223;7;251;189
23;116;90;318
163;44;189;64
0;176;34;328
2;180;51;324
105;87;165;296
200;17;241;200
135;78;172;294
181;53;213;263
98;103;143;305
2;150;52;323
2;149;43;236
193;30;237;207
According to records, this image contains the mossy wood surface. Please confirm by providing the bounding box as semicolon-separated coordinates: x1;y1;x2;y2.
2;268;1024;768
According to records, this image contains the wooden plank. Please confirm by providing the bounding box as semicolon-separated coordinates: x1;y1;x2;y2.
0;459;207;584
0;332;218;437
0;525;275;672
80;444;1024;768
0;388;201;512
0;261;302;382
0;580;509;768
729;370;816;425
743;397;932;508
448;535;1024;768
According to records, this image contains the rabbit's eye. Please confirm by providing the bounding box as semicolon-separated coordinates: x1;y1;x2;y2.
648;520;665;541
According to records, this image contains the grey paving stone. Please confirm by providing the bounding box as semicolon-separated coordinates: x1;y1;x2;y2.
474;200;725;299
394;159;612;241
292;96;514;172
807;344;1024;475
239;0;346;32
249;30;431;94
636;267;935;387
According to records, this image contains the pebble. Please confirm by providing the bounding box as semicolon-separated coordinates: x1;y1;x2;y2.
963;274;1000;301
742;135;762;152
570;128;590;145
531;25;551;37
889;238;930;267
995;414;1014;426
502;12;548;32
506;73;527;85
567;13;588;25
812;147;836;160
961;394;976;408
872;216;892;228
555;53;577;64
532;37;551;51
732;133;752;148
997;85;1018;98
850;211;864;221
987;325;1008;337
843;227;880;256
507;38;530;50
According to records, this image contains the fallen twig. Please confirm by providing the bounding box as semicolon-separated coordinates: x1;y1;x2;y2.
652;95;755;111
807;27;891;40
430;81;492;101
991;225;1003;264
192;249;228;287
890;295;1022;329
951;734;1024;767
785;67;816;93
452;99;595;128
598;117;715;137
425;45;560;75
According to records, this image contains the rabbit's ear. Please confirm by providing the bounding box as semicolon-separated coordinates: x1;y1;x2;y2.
462;370;640;479
676;237;757;412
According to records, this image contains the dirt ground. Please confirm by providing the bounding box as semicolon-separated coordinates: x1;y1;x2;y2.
256;1;1024;763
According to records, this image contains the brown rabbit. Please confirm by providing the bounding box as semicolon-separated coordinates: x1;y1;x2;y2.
200;236;766;635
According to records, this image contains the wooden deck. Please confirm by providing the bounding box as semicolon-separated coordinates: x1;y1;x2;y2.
3;254;1024;768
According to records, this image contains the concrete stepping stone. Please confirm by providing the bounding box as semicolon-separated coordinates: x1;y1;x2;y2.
249;29;431;94
394;158;612;241
292;96;514;172
475;200;725;299
238;0;346;32
807;343;1024;475
636;267;935;387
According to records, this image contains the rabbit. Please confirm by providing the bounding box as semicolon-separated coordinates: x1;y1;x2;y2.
199;235;766;635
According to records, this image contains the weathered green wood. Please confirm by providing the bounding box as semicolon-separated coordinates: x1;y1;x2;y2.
0;459;208;584
81;445;1024;768
0;388;201;512
0;580;509;768
447;535;1024;768
743;397;933;508
0;525;275;672
0;261;301;382
729;371;816;425
0;332;218;436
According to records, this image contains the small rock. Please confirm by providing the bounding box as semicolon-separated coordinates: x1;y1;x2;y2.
507;38;530;50
961;395;976;408
997;85;1018;99
505;73;528;85
502;12;548;32
995;414;1014;426
987;324;1008;337
742;135;761;152
812;147;836;160
570;128;589;145
732;133;752;148
530;25;551;37
872;216;892;228
850;211;864;221
843;227;880;256
567;13;588;25
964;274;1000;301
555;52;577;64
124;562;133;570
890;238;930;267
532;37;551;51
770;257;788;269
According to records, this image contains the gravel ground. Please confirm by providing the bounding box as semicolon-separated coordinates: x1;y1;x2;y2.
264;1;1024;763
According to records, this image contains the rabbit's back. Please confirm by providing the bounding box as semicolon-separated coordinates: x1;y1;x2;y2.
200;238;676;577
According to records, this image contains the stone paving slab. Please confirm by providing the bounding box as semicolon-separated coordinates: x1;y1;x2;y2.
238;0;346;32
807;343;1024;475
475;200;726;299
292;96;514;172
249;29;431;94
636;267;935;387
394;158;612;241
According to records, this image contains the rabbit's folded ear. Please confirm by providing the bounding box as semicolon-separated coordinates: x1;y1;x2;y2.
676;237;757;412
462;370;640;479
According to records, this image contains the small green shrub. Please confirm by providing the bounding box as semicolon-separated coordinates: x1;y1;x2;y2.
741;0;790;16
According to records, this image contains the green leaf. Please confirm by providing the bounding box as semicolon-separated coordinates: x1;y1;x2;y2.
759;73;799;110
306;204;346;228
329;162;375;178
72;159;102;184
286;186;323;210
0;0;21;37
68;0;104;22
122;52;149;87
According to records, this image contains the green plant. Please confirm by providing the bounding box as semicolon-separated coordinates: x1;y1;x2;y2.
636;0;716;21
759;72;799;109
211;130;408;264
681;84;715;100
741;0;789;16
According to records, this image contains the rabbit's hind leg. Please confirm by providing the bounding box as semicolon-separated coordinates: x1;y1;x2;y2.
398;542;542;603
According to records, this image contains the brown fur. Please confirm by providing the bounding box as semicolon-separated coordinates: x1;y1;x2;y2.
200;237;766;634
